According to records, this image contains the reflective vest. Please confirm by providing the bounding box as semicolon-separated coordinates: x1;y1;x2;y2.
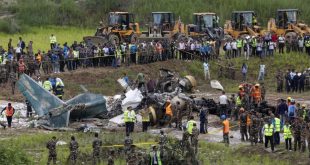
43;80;52;91
123;110;130;122
73;50;79;59
264;124;274;136
0;55;2;63
236;96;242;106
165;104;173;116
274;118;281;132
187;120;197;134
305;40;310;47
237;39;242;48
283;125;292;139
302;109;307;119
223;119;230;133
130;110;136;122
55;84;63;98
252;38;257;47
50;36;57;44
149;151;162;165
115;49;122;58
6;107;14;117
142;110;150;122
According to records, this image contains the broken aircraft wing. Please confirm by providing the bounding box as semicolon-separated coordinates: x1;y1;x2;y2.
17;74;107;128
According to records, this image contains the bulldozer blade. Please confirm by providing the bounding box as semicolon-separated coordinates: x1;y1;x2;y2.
83;36;109;46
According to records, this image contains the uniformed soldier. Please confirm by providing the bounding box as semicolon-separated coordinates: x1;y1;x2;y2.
239;108;248;141
69;136;79;164
250;111;259;146
107;149;115;165
159;130;167;150
126;145;139;165
300;118;307;152
256;112;264;143
191;123;199;154
291;118;302;151
275;70;284;93
124;133;133;154
307;122;310;157
46;136;57;165
182;131;191;152
92;132;102;164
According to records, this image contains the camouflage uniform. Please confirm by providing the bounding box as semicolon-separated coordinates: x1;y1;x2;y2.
8;72;17;95
126;148;139;165
191;126;199;154
291;119;302;151
182;131;191;152
107;155;114;165
300;120;307;152
46;139;57;165
92;137;102;164
124;136;133;154
250;114;259;145
257;113;264;143
239;113;248;141
307;123;310;157
69;140;79;164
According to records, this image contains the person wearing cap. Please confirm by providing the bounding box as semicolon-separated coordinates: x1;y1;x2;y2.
107;149;115;165
124;133;133;154
299;104;308;120
123;106;131;134
221;114;230;146
149;145;162;165
263;119;274;152
46;136;58;165
126;144;139;165
1;103;15;128
159;130;167;151
283;121;292;151
92;132;102;164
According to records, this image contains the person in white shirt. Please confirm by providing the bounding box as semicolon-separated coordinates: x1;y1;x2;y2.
298;37;304;53
225;41;232;58
258;64;266;81
219;91;228;115
231;39;237;58
203;62;210;80
15;44;22;61
278;35;285;54
178;41;185;60
268;41;275;56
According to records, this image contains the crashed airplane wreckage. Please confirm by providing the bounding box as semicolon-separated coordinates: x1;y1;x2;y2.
17;74;107;128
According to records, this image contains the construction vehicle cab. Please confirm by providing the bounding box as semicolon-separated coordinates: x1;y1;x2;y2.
84;12;141;46
187;13;223;40
141;12;186;41
268;9;310;38
224;11;263;39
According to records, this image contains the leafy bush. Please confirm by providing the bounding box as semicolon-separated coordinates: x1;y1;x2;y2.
0;144;32;164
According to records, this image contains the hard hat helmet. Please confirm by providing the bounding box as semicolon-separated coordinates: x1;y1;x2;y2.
240;107;245;112
302;104;307;108
238;85;243;88
255;84;260;87
291;99;295;103
220;115;226;120
287;97;291;100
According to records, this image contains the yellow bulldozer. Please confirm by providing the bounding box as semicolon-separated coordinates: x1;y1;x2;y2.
187;12;224;40
140;12;187;41
224;11;265;39
84;12;141;46
268;9;310;39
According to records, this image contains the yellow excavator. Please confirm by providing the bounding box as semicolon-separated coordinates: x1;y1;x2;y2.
268;9;310;38
224;11;265;39
140;12;187;41
84;12;141;45
187;12;224;40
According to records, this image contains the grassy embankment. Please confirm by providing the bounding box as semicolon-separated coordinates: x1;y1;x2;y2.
0;131;299;165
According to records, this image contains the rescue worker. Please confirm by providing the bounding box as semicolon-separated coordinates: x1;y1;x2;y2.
186;116;197;135
149;145;162;165
300;104;308;120
43;77;53;92
191;123;199;154
54;81;64;100
273;114;281;145
300;118;308;152
163;100;173;126
264;119;274;152
283;121;292;151
92;132;102;164
17;58;26;78
249;110;259;146
222;115;230;146
124;133;133;154
141;106;150;132
291;118;301;151
69;136;79;164
1;103;15;128
239;108;248;141
107;149;115;165
199;105;208;133
123;106;131;135
126;144;139;165
257;112;264;143
46;136;57;165
251;84;261;107
135;72;145;89
25;99;32;118
129;108;136;132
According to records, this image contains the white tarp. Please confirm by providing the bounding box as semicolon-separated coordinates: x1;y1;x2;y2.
121;88;143;109
210;80;224;91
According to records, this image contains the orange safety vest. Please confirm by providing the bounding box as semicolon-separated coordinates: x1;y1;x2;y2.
6;107;14;117
223;119;230;133
165;104;173;116
252;88;261;99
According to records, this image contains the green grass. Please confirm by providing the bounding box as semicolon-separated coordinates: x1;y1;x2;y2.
0;26;93;52
1;131;301;165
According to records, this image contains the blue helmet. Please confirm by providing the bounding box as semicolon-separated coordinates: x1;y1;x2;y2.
221;115;226;120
